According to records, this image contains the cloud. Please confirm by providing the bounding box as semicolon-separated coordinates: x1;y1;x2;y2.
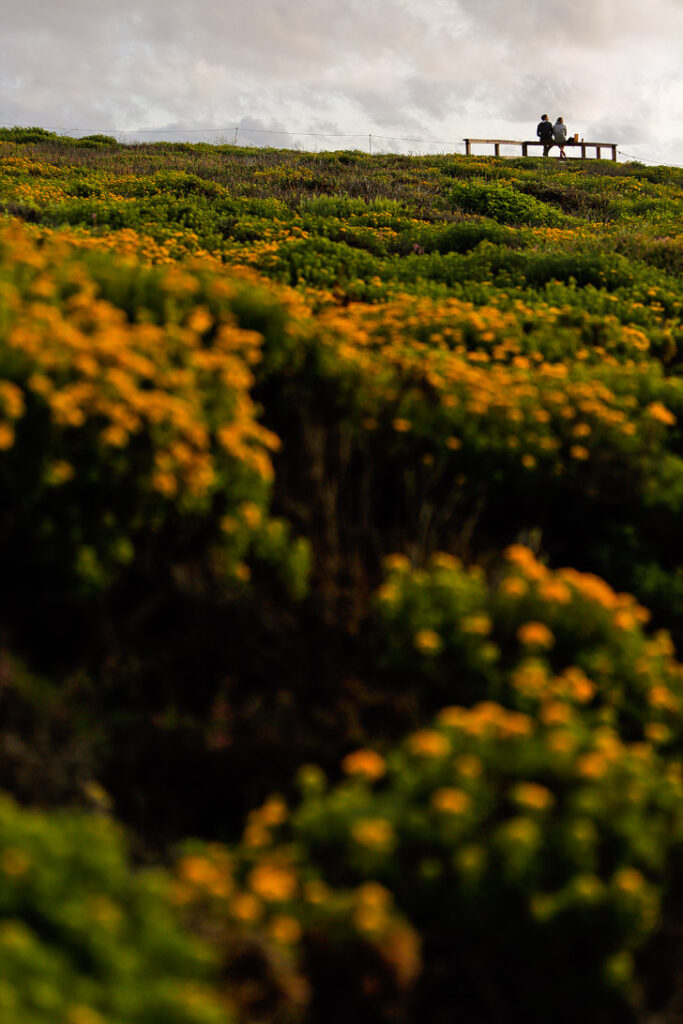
1;0;682;162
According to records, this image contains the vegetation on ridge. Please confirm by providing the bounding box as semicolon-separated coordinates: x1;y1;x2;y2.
2;130;683;1021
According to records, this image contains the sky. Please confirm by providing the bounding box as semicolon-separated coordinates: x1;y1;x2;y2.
2;0;683;165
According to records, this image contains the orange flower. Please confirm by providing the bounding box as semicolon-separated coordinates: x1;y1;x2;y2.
342;749;386;780
351;818;395;850
248;862;297;902
512;782;554;811
408;729;450;758
517;622;554;649
431;787;470;814
414;628;443;654
268;915;302;944
646;401;676;426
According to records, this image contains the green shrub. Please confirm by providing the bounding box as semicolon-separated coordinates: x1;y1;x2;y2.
0;224;309;639
449;180;567;226
375;548;683;746
0;794;230;1024
277;700;683;1023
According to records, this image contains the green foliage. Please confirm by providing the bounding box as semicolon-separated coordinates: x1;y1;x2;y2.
0;794;229;1024
224;551;683;1020
280;704;683;1023
76;135;119;147
375;549;683;745
3;132;683;1022
449;179;568;226
0;227;309;639
0;127;61;144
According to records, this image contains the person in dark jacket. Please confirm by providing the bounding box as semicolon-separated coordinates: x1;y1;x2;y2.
536;114;554;156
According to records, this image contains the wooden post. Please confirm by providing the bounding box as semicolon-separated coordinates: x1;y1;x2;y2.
611;145;617;162
596;146;601;159
494;143;500;156
581;143;586;159
522;143;528;156
464;139;471;155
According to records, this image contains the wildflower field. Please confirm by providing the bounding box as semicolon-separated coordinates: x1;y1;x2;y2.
2;125;683;1022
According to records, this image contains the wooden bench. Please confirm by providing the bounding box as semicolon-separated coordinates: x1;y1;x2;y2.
463;139;618;161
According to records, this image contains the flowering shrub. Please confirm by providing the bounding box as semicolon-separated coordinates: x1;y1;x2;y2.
0;224;309;627
171;816;420;1024
271;702;683;1022
375;547;683;745
449;178;568;226
181;550;683;1021
3;134;683;1022
0;794;230;1023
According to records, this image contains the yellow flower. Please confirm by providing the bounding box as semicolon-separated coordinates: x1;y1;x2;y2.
517;622;554;649
408;729;450;757
248;863;297;902
512;659;550;697
613;867;645;893
541;701;572;726
186;307;214;334
351;818;395;850
646;401;676;426
500;575;528;598
230;892;264;922
268;915;302;944
414;628;443;654
383;553;411;573
342;749;386;780
376;581;399;603
437;705;467;728
648;685;679;712
431;787;470;814
304;880;331;904
546;729;577;755
353;903;388;934
499;817;540;847
645;722;670;744
0;423;14;450
177;855;230;896
512;782;554;812
356;882;392;907
256;796;288;826
392;418;412;432
577;752;608;779
239;501;262;528
539;580;571;605
45;460;75;485
461;614;491;635
430;552;461;571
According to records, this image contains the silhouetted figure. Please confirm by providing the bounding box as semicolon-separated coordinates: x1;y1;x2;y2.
553;117;568;159
537;114;554;157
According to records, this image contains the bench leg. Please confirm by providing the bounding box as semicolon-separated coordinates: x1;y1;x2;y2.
522;143;528;156
494;143;500;156
596;146;601;159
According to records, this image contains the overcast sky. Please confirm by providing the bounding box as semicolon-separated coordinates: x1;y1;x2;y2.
2;0;683;164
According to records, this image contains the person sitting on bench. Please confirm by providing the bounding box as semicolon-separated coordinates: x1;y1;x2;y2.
553;116;568;159
536;114;554;157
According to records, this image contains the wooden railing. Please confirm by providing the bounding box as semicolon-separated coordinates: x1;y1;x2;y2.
463;139;618;161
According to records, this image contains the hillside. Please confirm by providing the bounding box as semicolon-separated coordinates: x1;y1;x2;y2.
2;129;683;1022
